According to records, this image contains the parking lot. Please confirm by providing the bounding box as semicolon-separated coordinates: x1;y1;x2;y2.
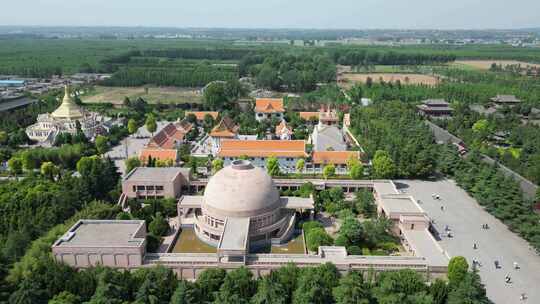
397;179;540;304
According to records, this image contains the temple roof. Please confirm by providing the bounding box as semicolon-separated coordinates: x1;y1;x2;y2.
51;86;84;120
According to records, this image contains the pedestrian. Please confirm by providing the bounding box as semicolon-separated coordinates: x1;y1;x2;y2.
440;205;444;211
514;262;519;269
473;243;477;249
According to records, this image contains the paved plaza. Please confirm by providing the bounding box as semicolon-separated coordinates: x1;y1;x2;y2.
398;179;540;304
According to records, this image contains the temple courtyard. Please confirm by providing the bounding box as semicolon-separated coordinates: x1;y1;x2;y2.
398;179;540;304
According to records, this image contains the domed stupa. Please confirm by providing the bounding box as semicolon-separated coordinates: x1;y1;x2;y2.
26;85;107;144
188;160;314;251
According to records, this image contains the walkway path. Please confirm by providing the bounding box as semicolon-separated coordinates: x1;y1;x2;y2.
398;179;540;304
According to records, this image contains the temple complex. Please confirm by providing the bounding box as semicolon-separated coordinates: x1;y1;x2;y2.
26;85;107;144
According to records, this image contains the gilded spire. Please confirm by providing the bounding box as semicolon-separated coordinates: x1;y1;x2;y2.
51;85;84;120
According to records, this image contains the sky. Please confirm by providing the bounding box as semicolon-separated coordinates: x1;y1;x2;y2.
1;0;539;30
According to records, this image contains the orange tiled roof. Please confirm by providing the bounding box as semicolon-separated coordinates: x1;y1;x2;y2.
218;140;307;158
312;151;360;165
298;112;319;121
275;120;292;136
255;98;285;113
147;122;192;149
185;111;219;121
139;148;178;162
210;116;238;138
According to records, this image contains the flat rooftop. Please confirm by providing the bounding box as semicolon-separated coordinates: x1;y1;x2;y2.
402;229;449;267
178;195;203;208
379;194;425;215
124;167;190;183
219;217;250;251
281;196;314;209
54;220;145;248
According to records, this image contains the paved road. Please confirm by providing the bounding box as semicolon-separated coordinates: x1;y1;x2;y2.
397;179;540;304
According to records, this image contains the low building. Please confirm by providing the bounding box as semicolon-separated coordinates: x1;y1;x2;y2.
417;99;453;118
490;95;521;107
275;120;293;140
52;220;146;269
0;79;26;88
122;167;192;199
298;111;319;122
26;85;107;144
185;111;219;122
255;98;285;122
139;148;178;164
209;117;239;155
217;140;307;173
147;121;192;150
318;106;339;126
309;151;361;175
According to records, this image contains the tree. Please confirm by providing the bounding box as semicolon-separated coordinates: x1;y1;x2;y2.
447;271;489;304
40;162;59;180
338;216;363;246
472;119;490;140
348;157;363;180
296;159;305;173
203;81;228;110
322;164;336;179
348;85;363;104
251;274;287;304
372;150;396;179
134;266;177;304
87;268;130;304
448;256;469;286
355;189;376;218
266;156;281;176
170;280;200;304
305;228;333;252
212;158;224;174
0;130;8;145
197;268;226;303
333;271;370;304
429;278;448;304
214;267;255;304
149;212;169;237
203;114;215;133
145;114;157;136
128;119;138;134
292;263;340;304
94;135;108;155
8;157;23;176
49;291;81;304
373;270;430;304
125;157;141;174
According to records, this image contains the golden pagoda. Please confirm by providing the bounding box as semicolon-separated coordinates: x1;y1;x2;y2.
51;85;84;120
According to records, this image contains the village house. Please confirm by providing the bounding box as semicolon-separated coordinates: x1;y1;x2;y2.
417;99;454;118
308;151;361;175
490;95;521;108
254;98;285;122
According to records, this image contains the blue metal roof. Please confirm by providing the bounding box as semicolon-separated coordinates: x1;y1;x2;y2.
0;80;25;84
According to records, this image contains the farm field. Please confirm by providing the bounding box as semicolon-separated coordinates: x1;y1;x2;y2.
83;86;203;105
338;73;440;88
454;60;540;70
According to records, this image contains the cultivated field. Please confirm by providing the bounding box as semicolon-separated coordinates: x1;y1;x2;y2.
454;60;540;70
83;86;203;105
338;73;440;88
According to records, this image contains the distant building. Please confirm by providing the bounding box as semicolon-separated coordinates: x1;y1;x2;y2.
275;120;293;140
254;98;285;122
147;121;192;150
139;148;178;164
0;79;25;88
310;151;361;175
490;95;521;107
122;167;192;200
26;85;107;144
184;111;219;122
52;220;146;269
217;140;307;173
298;111;319;123
318;106;339;126
417;99;453;118
209;116;239;154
